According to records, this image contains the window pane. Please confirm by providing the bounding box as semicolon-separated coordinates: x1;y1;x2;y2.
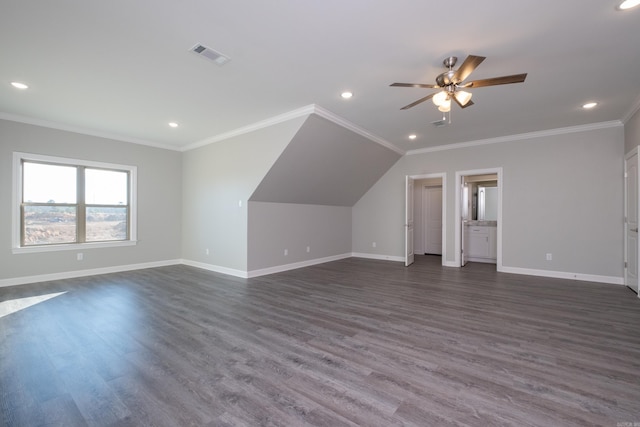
23;162;76;203
23;205;77;245
86;207;127;241
85;169;128;205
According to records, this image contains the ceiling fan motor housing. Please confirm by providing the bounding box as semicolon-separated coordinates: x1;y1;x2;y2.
436;70;456;87
436;56;458;87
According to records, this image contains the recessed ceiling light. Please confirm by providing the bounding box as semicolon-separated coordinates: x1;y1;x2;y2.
408;134;417;140
168;122;179;128
618;0;640;10
582;102;598;109
11;82;28;89
341;91;353;99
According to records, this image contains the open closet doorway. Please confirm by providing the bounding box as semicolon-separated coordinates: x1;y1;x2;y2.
405;173;447;266
455;168;503;270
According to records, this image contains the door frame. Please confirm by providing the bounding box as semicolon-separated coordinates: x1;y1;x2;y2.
405;173;447;266
624;147;640;295
405;176;414;266
454;167;503;270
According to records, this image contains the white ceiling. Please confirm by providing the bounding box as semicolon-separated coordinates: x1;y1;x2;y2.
1;0;639;153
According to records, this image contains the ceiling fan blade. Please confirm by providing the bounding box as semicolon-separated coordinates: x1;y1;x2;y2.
452;95;474;109
452;55;486;83
400;93;437;110
464;73;527;88
391;82;440;89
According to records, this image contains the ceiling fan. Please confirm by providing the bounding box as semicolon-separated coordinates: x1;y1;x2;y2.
390;55;527;113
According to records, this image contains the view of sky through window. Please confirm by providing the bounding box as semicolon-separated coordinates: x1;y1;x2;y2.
23;162;76;203
23;163;127;204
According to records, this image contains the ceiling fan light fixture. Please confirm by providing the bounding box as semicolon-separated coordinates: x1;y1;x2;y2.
438;99;451;112
454;90;472;106
432;90;448;106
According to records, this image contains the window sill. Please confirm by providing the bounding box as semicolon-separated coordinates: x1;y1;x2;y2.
12;240;137;254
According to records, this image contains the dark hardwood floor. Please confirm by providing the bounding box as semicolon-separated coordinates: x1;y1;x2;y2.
1;255;639;426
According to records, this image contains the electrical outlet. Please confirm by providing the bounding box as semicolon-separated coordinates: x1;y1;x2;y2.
205;248;209;255
284;249;288;256
372;242;377;248
546;253;552;261
306;246;310;253
77;253;83;261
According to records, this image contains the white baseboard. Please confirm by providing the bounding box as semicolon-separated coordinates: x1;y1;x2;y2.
246;253;353;278
351;252;405;262
1;256;625;288
0;259;182;288
498;265;624;285
180;259;249;278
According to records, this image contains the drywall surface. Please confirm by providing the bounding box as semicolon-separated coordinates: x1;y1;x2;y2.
0;119;182;282
181;116;306;272
250;115;401;206
625;108;640;154
247;201;351;271
353;124;624;280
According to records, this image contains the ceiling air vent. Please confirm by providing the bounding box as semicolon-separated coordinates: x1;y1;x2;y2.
189;44;230;65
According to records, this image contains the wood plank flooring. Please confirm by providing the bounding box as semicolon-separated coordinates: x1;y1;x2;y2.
1;255;640;426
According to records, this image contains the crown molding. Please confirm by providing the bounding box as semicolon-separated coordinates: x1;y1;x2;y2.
622;93;640;124
406;120;623;155
0;112;179;151
183;105;317;151
183;104;404;155
311;105;405;155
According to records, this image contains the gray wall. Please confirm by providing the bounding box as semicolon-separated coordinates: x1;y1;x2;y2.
353;124;625;280
181;116;306;273
0;119;182;282
2;115;628;283
245;114;399;273
250;115;401;206
248;202;351;271
625;108;640;154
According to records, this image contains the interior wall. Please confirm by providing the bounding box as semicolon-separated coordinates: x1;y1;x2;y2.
353;124;625;281
181;116;307;273
247;202;351;272
625;107;640;154
0;119;182;283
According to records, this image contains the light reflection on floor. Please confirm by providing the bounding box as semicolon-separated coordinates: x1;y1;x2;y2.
0;292;67;318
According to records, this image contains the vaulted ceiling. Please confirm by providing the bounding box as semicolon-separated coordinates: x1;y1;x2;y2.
1;1;639;153
250;115;401;206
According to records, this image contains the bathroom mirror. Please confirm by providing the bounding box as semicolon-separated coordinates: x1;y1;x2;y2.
462;174;498;221
477;186;498;220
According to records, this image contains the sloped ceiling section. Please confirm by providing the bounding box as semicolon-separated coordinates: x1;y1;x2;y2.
249;114;401;206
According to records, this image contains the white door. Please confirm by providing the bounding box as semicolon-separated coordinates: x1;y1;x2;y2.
424;186;443;255
625;151;639;293
405;176;415;266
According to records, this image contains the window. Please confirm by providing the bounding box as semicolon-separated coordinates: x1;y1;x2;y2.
12;152;137;253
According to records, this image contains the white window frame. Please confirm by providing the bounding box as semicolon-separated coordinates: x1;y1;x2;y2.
12;152;137;254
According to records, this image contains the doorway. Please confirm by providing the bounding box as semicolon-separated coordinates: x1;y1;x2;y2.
455;168;503;269
423;186;443;255
405;173;446;266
